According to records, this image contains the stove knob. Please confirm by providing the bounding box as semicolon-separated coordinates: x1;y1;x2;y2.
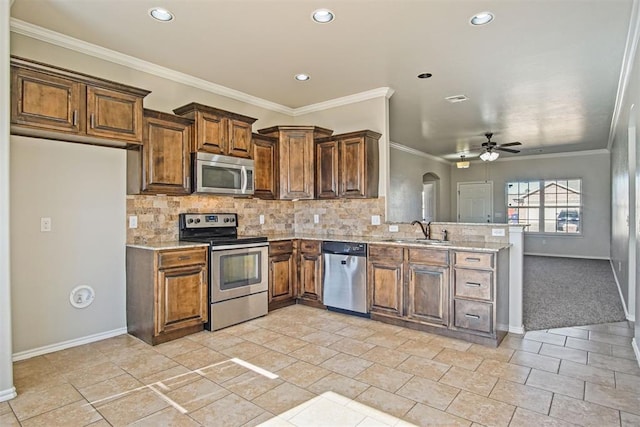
187;218;194;224
195;218;201;224
224;218;230;223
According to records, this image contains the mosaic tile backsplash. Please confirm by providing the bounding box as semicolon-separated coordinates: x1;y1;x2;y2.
126;195;510;244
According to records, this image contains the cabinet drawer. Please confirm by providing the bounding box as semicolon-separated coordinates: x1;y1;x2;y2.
269;240;293;255
454;299;493;334
158;248;207;269
300;240;321;254
454;251;494;269
369;245;403;262
409;248;448;266
454;269;493;301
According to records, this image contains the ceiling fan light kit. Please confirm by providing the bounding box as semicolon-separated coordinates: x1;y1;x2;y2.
480;151;499;161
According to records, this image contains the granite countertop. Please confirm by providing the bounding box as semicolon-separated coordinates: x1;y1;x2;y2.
263;233;509;252
126;241;210;250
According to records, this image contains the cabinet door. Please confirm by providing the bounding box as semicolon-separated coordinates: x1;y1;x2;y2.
142;114;191;195
86;86;143;143
269;253;295;302
194;112;226;154
368;259;404;317
228;119;253;158
316;140;339;199
253;134;278;199
299;252;322;301
11;67;82;133
280;130;314;199
156;264;208;335
407;263;449;326
339;136;366;197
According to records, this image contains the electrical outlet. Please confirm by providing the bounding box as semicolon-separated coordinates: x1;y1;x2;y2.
491;228;506;237
40;217;52;232
389;225;399;232
259;215;265;225
313;214;320;224
371;215;381;225
129;216;138;229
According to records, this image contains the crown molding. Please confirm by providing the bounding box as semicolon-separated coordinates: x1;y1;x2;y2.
293;87;395;116
389;142;450;164
608;0;640;150
10;19;396;118
10;18;295;115
490;148;610;163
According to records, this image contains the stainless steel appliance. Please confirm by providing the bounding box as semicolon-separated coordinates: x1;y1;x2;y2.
193;153;254;195
322;241;368;315
179;213;268;330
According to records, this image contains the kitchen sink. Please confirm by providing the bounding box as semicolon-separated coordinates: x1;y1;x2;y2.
382;238;451;246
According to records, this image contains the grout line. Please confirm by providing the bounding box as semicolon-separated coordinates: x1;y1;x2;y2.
147;384;188;414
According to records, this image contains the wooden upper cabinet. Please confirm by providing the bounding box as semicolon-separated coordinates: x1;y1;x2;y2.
316;139;339;199
316;130;381;199
252;133;279;199
258;126;333;200
11;67;82;133
86;86;143;143
10;56;150;147
137;109;193;195
172;103;257;158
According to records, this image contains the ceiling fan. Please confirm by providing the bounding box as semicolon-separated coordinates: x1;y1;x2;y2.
477;132;522;161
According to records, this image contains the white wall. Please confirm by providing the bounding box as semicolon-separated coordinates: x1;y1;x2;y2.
1;0;17;402
451;152;611;259
388;145;452;223
10;137;127;354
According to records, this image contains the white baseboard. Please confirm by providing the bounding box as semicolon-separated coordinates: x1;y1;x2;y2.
633;338;640;368
0;387;17;402
610;260;632;321
12;327;127;362
524;252;610;260
509;325;525;335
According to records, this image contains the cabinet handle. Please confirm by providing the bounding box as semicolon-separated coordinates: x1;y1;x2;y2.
72;110;78;126
465;282;482;287
178;256;191;261
465;313;481;320
90;113;95;129
465;257;481;262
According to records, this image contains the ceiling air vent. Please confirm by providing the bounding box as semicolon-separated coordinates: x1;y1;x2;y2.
445;95;469;103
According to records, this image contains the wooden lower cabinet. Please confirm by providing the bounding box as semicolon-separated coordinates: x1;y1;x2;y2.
126;245;208;345
298;240;323;305
268;240;297;310
368;245;404;317
407;263;449;326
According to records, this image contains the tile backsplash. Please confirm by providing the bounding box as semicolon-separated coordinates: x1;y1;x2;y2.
126;195;509;244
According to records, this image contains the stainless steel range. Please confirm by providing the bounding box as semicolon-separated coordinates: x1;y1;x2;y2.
179;213;268;331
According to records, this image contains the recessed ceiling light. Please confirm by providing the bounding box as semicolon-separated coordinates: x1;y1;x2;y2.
470;11;494;26
295;73;310;81
149;7;174;22
417;73;433;79
445;95;468;103
312;9;335;24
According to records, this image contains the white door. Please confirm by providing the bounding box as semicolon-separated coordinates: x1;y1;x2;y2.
458;182;493;223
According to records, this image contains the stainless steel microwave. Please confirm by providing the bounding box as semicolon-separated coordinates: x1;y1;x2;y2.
193;152;254;195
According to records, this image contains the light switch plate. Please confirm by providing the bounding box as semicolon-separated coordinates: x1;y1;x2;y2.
371;215;381;225
129;216;138;229
313;214;320;224
389;225;399;232
259;215;265;225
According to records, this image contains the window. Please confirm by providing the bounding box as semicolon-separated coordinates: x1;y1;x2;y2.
506;179;582;234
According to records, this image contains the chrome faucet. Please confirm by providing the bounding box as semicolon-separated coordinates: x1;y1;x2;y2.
411;220;431;239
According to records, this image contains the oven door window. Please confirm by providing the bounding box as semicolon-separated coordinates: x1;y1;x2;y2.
220;250;262;290
201;164;242;190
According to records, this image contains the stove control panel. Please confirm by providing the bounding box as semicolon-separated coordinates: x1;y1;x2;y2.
181;213;237;229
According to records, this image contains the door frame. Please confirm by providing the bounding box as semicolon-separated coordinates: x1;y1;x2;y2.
457;181;494;223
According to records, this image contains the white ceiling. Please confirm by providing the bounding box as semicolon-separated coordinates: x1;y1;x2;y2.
10;0;634;160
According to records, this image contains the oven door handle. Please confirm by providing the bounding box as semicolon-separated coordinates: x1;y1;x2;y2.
211;242;268;251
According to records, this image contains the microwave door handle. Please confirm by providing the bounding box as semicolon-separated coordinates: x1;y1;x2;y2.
241;166;248;193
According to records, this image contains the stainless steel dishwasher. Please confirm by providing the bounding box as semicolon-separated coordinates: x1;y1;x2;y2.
322;241;368;315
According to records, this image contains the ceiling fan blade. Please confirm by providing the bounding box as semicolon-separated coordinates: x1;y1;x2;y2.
499;141;522;147
497;147;520;153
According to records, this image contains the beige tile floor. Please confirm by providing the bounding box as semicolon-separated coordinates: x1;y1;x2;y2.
3;305;640;426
